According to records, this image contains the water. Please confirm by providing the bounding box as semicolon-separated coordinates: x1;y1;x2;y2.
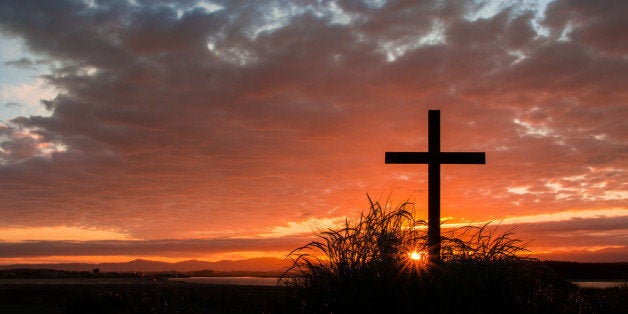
169;277;280;286
170;277;627;288
2;277;623;289
572;281;626;289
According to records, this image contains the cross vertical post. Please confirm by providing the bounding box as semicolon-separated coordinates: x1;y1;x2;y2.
385;110;486;265
427;110;441;265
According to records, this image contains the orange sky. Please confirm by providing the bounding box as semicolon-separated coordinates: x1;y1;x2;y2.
0;0;626;265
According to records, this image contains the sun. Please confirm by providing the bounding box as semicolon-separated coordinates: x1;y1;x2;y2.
409;250;425;261
400;249;428;274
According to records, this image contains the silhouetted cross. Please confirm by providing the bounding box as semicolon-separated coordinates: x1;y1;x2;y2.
385;110;485;265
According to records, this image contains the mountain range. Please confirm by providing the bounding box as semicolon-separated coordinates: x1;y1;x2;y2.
0;257;291;272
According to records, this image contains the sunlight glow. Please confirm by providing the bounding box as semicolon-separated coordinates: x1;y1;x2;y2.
442;208;628;228
402;249;428;273
409;250;424;261
0;226;132;241
261;217;346;237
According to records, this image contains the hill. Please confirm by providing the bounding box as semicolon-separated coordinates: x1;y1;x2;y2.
0;257;290;273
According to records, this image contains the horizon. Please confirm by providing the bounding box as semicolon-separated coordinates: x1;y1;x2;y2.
2;256;627;270
0;0;626;265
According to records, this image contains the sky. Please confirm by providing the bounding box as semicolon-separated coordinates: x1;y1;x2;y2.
0;0;626;265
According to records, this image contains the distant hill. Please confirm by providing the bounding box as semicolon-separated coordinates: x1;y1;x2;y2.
0;257;291;272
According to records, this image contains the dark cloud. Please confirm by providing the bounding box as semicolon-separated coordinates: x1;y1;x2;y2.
0;236;311;258
3;57;37;69
533;247;628;263
543;0;628;55
509;216;628;248
0;0;625;261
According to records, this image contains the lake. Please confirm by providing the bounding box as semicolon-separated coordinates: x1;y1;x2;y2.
2;277;623;289
169;276;280;286
169;277;627;288
572;281;627;289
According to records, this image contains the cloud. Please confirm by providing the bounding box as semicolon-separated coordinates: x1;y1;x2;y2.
3;101;20;108
0;124;65;163
0;214;625;261
543;0;628;55
0;0;625;261
0;236;311;258
532;246;628;263
512;216;628;248
0;78;57;117
3;57;37;70
440;209;628;259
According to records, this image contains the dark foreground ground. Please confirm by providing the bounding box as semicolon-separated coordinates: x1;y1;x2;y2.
0;279;626;314
0;279;297;313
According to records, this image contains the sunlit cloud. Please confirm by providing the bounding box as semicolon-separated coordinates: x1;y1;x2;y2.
260;217;347;237
513;118;553;137
443;208;627;228
0;226;133;241
0;125;67;164
507;186;530;195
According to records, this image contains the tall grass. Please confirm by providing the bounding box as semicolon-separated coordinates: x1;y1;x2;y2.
280;196;585;313
283;196;425;279
441;223;529;262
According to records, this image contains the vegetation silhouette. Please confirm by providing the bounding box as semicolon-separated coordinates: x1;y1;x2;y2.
280;196;594;313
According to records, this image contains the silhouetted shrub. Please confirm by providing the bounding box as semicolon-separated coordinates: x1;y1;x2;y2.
280;196;585;313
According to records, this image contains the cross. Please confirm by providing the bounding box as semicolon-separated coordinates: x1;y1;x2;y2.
385;110;485;265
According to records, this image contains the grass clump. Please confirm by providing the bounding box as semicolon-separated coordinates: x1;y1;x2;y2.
281;196;427;312
280;196;586;313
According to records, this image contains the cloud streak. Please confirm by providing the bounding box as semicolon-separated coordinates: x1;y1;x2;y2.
0;236;311;258
0;214;624;260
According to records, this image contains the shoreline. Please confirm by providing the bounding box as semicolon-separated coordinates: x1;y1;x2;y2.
1;276;626;289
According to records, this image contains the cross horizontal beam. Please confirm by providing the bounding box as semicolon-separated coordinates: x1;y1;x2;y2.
385;152;486;164
384;110;487;266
